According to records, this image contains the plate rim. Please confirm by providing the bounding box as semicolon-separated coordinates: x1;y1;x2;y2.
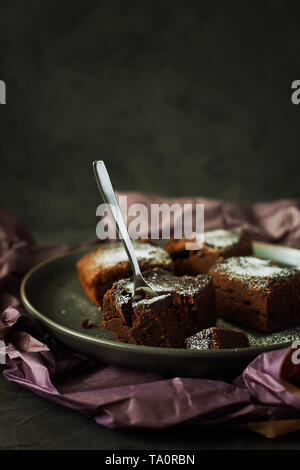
20;241;299;357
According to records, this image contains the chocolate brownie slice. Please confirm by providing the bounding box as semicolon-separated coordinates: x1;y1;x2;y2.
209;256;300;333
77;241;173;307
102;268;216;347
185;327;250;350
165;229;252;275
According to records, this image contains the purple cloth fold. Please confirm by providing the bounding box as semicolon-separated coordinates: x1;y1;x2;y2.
1;198;300;436
116;193;300;248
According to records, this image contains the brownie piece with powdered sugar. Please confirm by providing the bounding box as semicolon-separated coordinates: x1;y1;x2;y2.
165;229;252;275
102;268;216;347
77;241;173;307
209;256;300;333
185;327;250;350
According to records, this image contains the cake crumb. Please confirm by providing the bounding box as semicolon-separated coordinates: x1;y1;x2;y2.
81;319;95;329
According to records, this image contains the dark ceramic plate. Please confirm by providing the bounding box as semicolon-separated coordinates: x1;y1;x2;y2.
20;242;300;378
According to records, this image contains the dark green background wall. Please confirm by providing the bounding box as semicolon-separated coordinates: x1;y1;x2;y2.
1;0;300;240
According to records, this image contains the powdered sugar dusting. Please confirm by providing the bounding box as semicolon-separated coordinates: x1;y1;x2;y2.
217;318;300;348
146;269;210;296
213;256;297;287
94;242;171;268
137;293;172;307
203;229;241;248
185;329;214;350
117;268;211;306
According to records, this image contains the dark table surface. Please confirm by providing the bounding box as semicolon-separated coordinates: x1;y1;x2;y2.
1;229;300;451
2;373;300;450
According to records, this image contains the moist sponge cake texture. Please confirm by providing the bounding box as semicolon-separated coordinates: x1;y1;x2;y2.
76;241;173;308
102;267;216;347
165;229;252;275
209;256;300;333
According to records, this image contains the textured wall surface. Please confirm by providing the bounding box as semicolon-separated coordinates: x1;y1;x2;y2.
1;1;300;235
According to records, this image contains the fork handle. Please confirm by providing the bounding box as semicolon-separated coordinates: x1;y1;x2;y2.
93;160;142;278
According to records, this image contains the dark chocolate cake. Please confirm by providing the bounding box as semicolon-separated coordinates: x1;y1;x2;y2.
165;229;252;275
102;267;216;347
76;241;173;307
185;327;250;350
209;256;300;333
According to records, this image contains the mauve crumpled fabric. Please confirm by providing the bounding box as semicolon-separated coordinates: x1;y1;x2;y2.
1;195;300;437
115;193;300;248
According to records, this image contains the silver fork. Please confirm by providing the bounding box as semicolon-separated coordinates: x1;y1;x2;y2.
93;160;156;301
